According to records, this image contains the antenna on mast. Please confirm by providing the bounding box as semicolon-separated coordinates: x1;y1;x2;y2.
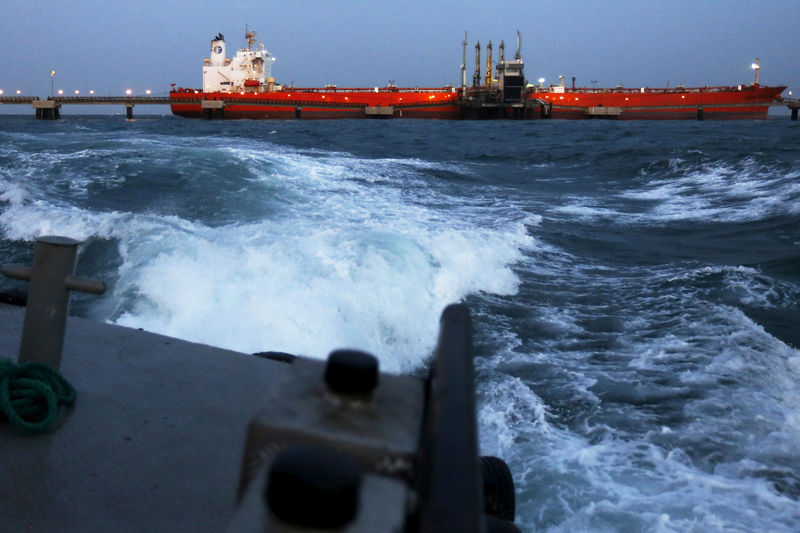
515;30;521;60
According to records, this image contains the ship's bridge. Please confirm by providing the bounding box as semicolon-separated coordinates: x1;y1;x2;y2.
203;30;274;93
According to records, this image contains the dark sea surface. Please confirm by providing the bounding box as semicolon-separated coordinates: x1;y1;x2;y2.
1;115;799;532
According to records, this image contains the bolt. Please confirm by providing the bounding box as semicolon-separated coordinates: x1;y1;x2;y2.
324;349;379;394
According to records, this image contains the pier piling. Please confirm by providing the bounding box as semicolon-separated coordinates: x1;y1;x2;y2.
32;100;61;120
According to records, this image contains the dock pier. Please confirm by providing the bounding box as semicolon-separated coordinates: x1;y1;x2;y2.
0;95;170;119
787;98;799;120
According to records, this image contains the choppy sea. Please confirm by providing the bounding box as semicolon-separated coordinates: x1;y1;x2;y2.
1;114;799;532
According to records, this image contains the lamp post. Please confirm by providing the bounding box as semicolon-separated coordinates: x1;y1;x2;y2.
50;70;55;98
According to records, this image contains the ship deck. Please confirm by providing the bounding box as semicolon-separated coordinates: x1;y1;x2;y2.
0;302;290;532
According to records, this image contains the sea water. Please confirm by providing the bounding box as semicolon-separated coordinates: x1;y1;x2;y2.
1;115;799;532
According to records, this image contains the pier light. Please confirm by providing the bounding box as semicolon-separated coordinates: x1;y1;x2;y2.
74;90;80;95
89;90;95;95
0;89;4;95
126;89;132;95
58;89;64;95
16;90;21;94
145;89;151;95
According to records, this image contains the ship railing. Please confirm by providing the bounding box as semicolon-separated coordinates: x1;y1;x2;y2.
526;85;765;95
279;86;457;93
0;95;40;104
170;86;458;96
49;96;171;104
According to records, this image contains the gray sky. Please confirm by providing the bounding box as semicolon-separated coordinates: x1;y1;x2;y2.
1;0;797;102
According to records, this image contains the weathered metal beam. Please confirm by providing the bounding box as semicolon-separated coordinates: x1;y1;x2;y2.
417;304;484;533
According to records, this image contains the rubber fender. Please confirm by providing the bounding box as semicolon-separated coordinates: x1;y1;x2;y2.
251;351;296;364
480;456;516;522
0;290;27;307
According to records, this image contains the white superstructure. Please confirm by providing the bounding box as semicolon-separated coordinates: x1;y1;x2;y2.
202;29;276;93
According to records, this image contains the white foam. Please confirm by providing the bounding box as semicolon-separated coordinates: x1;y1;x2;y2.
1;143;536;373
478;374;553;456
476;263;800;531
554;159;800;225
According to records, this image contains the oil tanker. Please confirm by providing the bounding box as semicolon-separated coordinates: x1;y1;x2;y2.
520;72;786;120
169;29;461;120
169;29;787;120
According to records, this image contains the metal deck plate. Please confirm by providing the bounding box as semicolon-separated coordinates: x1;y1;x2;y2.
0;303;290;532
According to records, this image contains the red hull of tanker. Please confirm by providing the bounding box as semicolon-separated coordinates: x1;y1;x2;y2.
170;88;461;119
528;84;786;119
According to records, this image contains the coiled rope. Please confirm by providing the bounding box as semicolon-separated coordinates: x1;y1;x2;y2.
0;359;76;434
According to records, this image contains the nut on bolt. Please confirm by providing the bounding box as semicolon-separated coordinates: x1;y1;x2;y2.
325;349;379;394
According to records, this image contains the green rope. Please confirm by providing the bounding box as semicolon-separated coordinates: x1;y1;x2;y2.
0;358;76;435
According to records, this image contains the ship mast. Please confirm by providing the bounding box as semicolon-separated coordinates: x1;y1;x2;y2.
473;41;481;88
461;32;467;91
751;58;760;85
486;41;493;89
245;25;257;51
